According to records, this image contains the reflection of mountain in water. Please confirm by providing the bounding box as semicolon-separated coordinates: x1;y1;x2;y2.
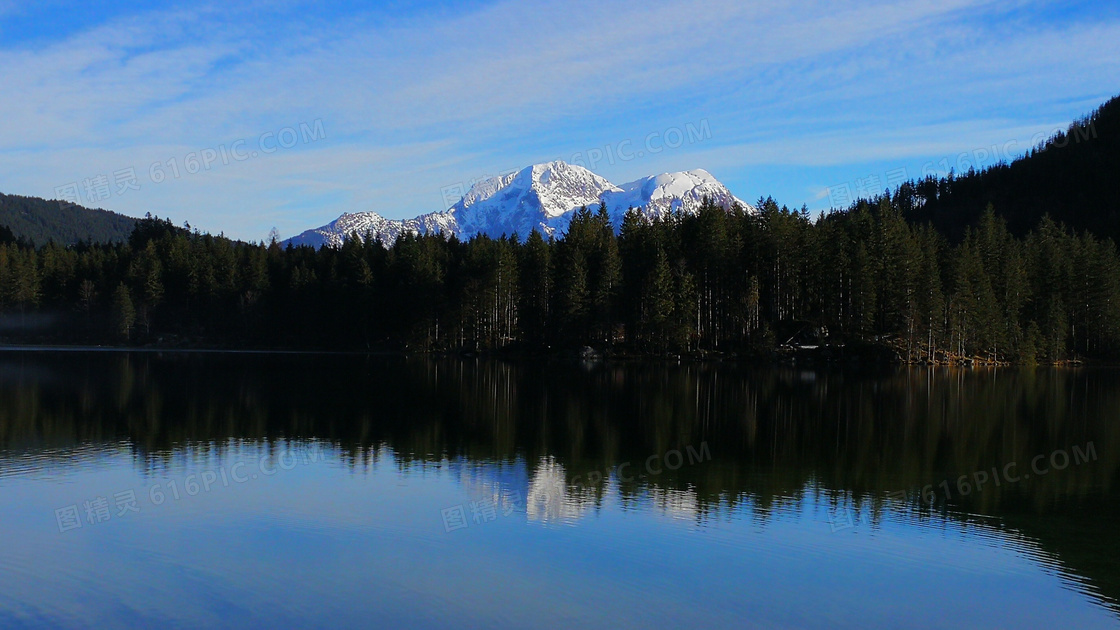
523;457;597;523
0;352;1118;611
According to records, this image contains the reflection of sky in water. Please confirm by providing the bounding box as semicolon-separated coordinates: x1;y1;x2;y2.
1;442;1117;629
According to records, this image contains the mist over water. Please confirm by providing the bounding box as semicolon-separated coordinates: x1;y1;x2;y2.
1;352;1118;628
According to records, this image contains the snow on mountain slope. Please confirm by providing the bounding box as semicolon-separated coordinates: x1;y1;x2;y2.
284;210;457;248
283;162;750;248
451;161;620;238
602;169;749;225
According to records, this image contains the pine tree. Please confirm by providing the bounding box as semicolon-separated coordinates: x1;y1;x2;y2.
644;245;675;349
518;230;551;347
618;207;650;345
78;279;97;315
113;283;136;339
590;202;621;344
1025;216;1072;359
913;226;945;362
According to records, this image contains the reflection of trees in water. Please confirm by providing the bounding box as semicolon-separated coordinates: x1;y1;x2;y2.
1;352;1118;610
0;354;1117;512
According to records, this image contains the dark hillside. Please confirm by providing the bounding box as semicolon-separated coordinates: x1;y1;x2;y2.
0;193;138;245
901;95;1120;241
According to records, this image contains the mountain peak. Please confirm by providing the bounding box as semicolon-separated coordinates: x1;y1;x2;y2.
603;168;749;224
450;160;619;236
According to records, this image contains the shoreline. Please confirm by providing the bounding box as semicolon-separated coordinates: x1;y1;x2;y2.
0;342;1107;367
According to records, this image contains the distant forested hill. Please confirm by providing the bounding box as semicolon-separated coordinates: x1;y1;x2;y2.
0;193;138;245
900;95;1120;242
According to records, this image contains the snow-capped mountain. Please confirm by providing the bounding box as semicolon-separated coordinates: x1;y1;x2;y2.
284;161;750;248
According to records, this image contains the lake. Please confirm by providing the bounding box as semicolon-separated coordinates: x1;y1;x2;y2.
0;351;1118;628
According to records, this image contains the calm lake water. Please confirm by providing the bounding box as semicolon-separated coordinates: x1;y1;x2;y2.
0;352;1118;629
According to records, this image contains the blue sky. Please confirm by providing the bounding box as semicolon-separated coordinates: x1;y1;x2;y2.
0;0;1118;241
